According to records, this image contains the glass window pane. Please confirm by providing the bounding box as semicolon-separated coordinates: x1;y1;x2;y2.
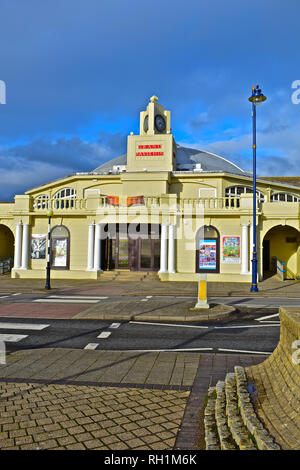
140;239;151;268
52;226;69;238
204;226;218;238
154;239;160;269
118;237;129;268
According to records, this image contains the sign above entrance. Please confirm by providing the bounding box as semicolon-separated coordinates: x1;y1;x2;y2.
135;143;164;159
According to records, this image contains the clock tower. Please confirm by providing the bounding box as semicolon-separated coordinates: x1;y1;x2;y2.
126;96;177;172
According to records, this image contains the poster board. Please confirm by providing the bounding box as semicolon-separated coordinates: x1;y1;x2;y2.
51;238;68;267
31;234;46;259
222;236;241;264
199;239;217;270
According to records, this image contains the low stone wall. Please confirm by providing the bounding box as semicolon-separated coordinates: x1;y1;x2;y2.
246;307;300;450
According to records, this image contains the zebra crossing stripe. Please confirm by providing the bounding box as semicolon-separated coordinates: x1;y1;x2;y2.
0;334;28;342
0;322;49;330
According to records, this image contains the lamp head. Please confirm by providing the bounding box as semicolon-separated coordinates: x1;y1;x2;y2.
249;84;267;106
46;209;53;217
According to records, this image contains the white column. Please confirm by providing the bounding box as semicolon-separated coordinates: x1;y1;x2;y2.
249;223;253;274
87;223;95;271
21;223;29;270
159;224;168;273
241;224;249;274
14;222;22;269
93;223;102;271
168;224;175;273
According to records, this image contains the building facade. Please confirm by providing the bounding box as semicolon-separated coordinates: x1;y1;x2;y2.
1;96;300;282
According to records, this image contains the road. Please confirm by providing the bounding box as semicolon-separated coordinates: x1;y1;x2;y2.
0;291;293;356
1;291;300;308
0;312;280;357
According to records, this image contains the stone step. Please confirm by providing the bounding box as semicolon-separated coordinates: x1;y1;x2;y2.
204;387;220;450
203;367;281;451
234;366;281;450
225;372;257;450
215;381;237;450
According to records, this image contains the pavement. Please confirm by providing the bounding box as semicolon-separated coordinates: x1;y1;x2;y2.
0;272;298;451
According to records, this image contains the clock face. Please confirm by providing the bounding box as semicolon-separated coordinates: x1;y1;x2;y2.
143;115;148;132
155;114;166;132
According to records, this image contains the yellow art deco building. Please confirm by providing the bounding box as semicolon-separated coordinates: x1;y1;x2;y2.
0;96;300;282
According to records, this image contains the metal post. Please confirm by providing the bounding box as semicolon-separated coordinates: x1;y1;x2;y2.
250;102;258;292
45;211;52;290
248;84;266;292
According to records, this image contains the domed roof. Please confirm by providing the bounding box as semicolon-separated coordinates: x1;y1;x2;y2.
92;145;249;176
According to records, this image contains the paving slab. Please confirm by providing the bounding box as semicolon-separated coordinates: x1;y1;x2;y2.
0;348;265;450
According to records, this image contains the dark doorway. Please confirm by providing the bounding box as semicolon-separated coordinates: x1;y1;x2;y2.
263;239;270;274
103;224;160;272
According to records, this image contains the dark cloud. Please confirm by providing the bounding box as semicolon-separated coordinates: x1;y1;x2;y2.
0;0;300;198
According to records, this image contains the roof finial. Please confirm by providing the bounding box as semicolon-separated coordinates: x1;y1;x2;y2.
150;95;158;103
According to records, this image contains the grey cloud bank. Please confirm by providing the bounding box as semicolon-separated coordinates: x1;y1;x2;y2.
0;0;300;199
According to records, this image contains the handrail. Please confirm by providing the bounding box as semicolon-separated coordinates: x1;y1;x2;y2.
276;258;300;281
276;258;286;281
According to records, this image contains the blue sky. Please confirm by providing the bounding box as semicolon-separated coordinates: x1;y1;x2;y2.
0;0;300;200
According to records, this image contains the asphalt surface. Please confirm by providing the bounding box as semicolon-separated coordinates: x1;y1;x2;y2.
0;313;280;356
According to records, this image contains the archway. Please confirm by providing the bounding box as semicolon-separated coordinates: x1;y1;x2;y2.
0;224;14;273
262;225;300;279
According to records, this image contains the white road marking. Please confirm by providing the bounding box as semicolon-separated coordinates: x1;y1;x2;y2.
84;343;99;350
129;321;209;329
97;332;111;339
48;295;108;299
121;348;213;352
218;348;271;355
33;299;99;303
141;299;149;302
0;296;9;299
146;296;153;298
109;323;121;329
214;324;280;329
0;322;49;330
12;293;21;296
256;320;280;324
255;313;279;322
0;334;28;342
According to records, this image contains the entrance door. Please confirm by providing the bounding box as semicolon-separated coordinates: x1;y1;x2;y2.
139;238;160;271
106;234;129;269
103;224;160;271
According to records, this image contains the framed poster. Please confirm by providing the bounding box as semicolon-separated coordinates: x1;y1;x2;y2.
222;236;240;264
199;239;217;270
31;234;46;259
51;238;68;268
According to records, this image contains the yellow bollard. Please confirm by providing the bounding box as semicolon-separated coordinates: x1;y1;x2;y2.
194;274;210;309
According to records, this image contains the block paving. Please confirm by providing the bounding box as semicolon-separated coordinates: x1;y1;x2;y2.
0;381;189;450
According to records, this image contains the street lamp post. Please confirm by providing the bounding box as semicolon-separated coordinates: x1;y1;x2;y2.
248;84;267;292
45;209;53;290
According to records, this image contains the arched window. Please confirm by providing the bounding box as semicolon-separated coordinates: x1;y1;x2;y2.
53;188;76;208
225;186;265;203
50;225;70;269
196;225;220;273
271;193;300;202
33;194;49;209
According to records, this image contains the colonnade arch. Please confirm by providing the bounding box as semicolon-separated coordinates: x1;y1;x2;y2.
0;224;14;260
262;224;300;279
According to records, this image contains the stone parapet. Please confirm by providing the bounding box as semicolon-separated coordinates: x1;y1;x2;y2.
246;307;300;450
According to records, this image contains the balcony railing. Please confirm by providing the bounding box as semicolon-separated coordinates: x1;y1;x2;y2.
31;195;245;212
